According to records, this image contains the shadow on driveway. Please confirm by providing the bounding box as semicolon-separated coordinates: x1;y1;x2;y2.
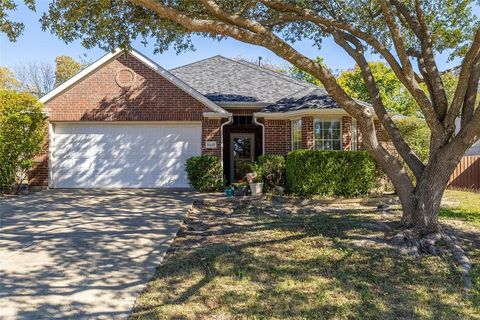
0;189;198;319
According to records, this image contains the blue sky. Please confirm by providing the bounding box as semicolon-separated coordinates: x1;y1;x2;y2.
0;1;464;72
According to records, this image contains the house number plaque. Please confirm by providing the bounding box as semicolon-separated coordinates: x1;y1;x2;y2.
206;141;217;149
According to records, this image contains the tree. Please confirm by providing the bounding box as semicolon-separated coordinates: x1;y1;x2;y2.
338;62;417;116
338;61;459;116
0;66;19;90
289;57;325;87
0;90;46;192
3;0;480;234
55;55;82;86
395;116;430;164
14;61;55;97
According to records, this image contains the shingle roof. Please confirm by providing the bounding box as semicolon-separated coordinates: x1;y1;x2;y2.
261;87;342;112
170;55;342;111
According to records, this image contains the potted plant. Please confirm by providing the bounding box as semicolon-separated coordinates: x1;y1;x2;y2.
247;164;264;196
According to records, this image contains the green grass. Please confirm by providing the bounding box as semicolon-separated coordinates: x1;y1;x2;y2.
441;189;480;227
131;200;480;320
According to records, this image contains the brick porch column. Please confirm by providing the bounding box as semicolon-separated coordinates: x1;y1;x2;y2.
301;116;314;149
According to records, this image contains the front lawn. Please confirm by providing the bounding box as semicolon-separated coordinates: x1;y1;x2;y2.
131;197;480;319
442;189;480;228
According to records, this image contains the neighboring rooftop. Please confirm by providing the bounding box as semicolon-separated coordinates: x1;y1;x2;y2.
170;55;341;110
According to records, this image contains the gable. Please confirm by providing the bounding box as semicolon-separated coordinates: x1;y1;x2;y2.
42;50;226;121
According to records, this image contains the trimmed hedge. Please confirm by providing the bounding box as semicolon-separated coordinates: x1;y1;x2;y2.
258;155;285;191
185;155;225;192
286;150;377;197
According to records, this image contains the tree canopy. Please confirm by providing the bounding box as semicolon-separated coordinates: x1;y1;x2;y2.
55;55;82;86
0;90;45;191
337;61;459;116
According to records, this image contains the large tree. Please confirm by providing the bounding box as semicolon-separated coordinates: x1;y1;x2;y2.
3;0;480;233
54;55;82;86
338;61;459;116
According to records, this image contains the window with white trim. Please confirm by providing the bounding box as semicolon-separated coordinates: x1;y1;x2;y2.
292;119;302;150
351;118;358;151
314;119;342;150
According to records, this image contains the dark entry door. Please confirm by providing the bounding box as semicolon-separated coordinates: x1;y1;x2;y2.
230;133;255;182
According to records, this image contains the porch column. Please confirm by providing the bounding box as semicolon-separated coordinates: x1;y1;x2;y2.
301;116;314;149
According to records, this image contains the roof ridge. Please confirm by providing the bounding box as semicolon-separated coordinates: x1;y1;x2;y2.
171;54;318;90
232;58;317;89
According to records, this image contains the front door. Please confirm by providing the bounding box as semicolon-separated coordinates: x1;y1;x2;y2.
230;133;255;182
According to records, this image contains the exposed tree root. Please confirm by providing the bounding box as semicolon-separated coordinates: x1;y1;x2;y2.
390;228;472;292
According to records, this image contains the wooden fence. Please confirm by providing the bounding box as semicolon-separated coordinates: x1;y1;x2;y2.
448;156;480;191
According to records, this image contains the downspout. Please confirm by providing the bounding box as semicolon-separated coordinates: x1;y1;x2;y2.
253;114;265;155
220;115;233;166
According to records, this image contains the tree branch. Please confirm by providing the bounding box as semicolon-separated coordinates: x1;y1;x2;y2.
260;0;439;133
446;28;480;128
461;57;480;127
380;1;442;133
331;29;425;179
200;0;267;34
390;0;448;119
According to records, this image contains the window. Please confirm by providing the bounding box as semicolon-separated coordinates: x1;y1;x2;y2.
292;119;302;150
314;119;342;150
233;116;253;125
351;118;358;151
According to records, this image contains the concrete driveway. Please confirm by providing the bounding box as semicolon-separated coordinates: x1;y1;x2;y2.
0;189;197;319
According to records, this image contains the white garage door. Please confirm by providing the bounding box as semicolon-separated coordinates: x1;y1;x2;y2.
51;123;201;188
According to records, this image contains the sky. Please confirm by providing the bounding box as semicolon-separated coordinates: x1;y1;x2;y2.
0;1;466;73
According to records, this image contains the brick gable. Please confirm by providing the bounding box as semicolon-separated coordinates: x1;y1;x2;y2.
45;53;210;121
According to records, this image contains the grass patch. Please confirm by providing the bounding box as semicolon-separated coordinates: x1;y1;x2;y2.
441;190;480;228
131;200;480;320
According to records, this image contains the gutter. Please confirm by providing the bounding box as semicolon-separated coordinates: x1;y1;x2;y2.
253;114;265;155
220;115;233;166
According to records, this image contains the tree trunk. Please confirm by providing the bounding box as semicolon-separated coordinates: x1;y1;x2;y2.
397;152;461;233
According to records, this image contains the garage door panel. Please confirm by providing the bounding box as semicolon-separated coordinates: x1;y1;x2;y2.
51;123;201;188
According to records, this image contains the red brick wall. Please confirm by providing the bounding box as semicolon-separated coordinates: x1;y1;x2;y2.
28;128;49;187
264;119;291;155
342;116;352;150
45;53;209;121
301;116;314;149
202;118;222;158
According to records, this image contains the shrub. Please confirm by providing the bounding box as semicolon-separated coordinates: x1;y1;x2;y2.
286;150;377;197
395;116;430;163
185;155;225;192
258;155;285;191
0;90;46;192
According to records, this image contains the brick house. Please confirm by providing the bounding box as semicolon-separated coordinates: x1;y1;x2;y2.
30;48;383;188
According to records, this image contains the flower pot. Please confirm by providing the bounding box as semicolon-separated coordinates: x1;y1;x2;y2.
249;182;264;196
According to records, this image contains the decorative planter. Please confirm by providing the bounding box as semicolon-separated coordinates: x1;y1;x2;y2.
225;187;235;198
250;182;264;196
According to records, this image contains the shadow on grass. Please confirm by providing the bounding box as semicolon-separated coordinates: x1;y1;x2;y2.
131;209;475;320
